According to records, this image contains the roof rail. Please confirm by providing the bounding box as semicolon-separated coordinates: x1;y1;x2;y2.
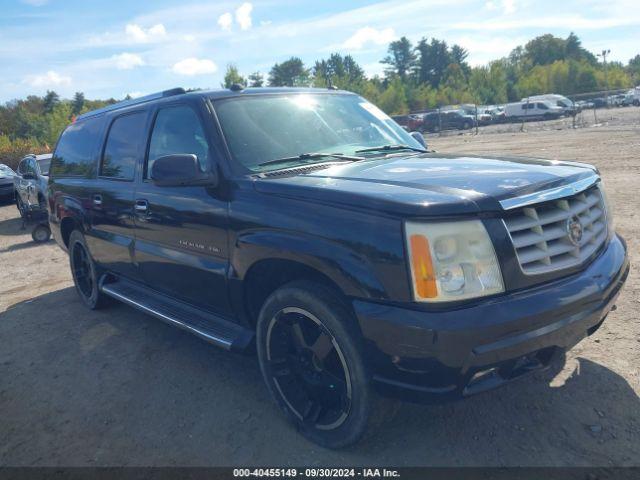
75;87;186;121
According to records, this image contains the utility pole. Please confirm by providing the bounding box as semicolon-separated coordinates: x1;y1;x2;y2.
597;49;611;108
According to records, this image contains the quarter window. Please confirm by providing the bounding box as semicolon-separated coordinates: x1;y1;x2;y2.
100;112;146;180
51;117;103;177
147;105;210;178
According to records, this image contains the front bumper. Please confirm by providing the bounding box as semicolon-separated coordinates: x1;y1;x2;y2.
354;234;629;403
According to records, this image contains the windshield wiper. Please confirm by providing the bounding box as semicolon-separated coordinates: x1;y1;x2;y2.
257;152;364;168
355;144;428;154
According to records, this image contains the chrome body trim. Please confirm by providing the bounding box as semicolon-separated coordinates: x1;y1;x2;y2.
499;174;600;210
100;283;233;349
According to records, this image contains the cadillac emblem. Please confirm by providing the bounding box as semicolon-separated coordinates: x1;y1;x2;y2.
566;216;583;246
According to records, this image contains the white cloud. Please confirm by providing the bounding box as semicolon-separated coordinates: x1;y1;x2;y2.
503;0;516;14
342;27;396;50
127;92;144;99
24;70;71;87
218;12;233;31
111;53;145;70
236;3;253;31
125;23;166;43
172;58;217;76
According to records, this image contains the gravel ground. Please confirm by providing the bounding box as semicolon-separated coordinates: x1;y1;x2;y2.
0;109;639;467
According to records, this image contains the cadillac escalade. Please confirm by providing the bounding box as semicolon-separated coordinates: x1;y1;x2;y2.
47;87;629;448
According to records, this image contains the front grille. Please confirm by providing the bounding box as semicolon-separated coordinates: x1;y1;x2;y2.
504;185;607;275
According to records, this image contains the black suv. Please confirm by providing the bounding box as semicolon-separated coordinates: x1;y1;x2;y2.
421;109;476;132
48;87;628;448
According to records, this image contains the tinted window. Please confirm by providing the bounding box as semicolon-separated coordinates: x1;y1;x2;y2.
537;102;548;109
100;112;146;180
51;118;103;177
147;105;209;177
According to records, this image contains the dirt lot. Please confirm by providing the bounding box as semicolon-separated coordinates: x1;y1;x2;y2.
1;110;639;467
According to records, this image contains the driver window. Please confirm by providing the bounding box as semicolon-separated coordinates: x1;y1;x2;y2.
147;105;210;178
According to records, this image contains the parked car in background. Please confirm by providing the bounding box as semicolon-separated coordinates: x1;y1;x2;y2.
14;153;51;216
627;87;640;106
523;94;577;116
391;113;424;132
504;100;563;121
422;109;476;132
609;94;627;107
460;105;492;125
0;163;17;201
481;105;506;123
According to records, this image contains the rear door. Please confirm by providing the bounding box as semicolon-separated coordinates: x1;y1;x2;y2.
132;100;231;314
87;109;148;280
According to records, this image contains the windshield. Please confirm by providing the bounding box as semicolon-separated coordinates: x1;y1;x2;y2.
37;158;51;175
214;93;422;172
0;164;15;176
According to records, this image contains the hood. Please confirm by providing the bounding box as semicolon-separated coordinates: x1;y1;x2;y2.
253;153;597;217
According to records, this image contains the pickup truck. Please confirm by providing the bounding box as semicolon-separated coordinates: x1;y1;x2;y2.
48;87;629;448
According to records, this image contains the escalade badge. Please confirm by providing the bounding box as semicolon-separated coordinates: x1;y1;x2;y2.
566;216;583;247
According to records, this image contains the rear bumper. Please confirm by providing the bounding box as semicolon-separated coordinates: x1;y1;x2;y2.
354;234;629;403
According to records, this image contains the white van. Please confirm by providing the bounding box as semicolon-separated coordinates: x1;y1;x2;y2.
504;100;564;121
522;94;575;115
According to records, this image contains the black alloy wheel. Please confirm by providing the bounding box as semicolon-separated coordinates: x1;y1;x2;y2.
265;306;352;431
256;281;375;448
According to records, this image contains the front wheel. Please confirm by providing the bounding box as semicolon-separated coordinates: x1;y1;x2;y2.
256;281;374;448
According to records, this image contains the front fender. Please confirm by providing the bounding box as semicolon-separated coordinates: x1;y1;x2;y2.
231;230;387;300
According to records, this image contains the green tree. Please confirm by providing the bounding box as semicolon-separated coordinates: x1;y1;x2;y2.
222;64;247;88
415;38;452;88
268;57;310;86
43;90;60;114
381;37;416;80
248;71;264;87
72;92;85;116
313;53;365;89
377;78;408;114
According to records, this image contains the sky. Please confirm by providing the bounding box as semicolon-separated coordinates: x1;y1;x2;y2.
1;0;639;102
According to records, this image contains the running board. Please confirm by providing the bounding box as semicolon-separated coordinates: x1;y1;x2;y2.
99;277;254;352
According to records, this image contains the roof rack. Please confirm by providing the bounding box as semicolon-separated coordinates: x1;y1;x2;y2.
75;87;186;121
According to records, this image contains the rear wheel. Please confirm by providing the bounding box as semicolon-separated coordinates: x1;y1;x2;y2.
256;281;374;448
69;230;111;310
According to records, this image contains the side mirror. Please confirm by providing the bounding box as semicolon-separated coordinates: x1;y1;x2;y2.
410;131;427;148
151;154;218;187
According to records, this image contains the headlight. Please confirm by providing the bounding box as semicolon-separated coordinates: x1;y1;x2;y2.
405;220;504;302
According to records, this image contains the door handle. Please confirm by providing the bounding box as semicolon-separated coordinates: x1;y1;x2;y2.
134;199;148;212
93;194;102;206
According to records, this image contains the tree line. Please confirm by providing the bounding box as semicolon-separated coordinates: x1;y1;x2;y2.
1;32;639;166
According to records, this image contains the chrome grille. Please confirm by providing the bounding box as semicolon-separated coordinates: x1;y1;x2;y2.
504;185;607;275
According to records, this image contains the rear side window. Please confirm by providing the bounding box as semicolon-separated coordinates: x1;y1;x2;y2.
51;118;103;177
147;105;210;178
100;112;146;180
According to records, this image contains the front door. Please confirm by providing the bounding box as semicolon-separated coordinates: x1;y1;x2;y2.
133;102;231;315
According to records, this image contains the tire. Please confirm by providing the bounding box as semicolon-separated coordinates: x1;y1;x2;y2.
68;230;111;310
256;280;374;448
31;224;51;243
634;100;640;107
462;121;472;130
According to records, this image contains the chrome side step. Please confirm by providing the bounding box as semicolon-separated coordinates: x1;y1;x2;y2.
100;277;253;352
